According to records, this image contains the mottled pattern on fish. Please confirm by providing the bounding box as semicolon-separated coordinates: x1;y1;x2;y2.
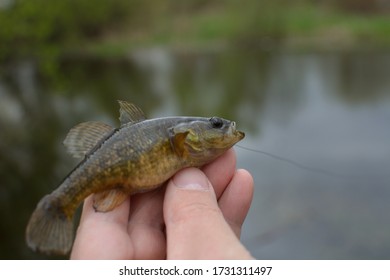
56;118;198;216
26;101;245;255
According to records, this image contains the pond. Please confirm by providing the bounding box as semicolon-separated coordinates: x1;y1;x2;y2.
1;48;390;259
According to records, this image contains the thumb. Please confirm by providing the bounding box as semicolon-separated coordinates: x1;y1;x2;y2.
163;167;252;259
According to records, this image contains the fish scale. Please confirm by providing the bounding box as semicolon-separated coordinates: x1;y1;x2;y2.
25;101;244;255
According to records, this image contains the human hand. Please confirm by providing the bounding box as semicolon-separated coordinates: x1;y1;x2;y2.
70;148;254;259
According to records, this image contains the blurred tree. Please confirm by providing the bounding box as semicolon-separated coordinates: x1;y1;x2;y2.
328;0;390;14
0;0;152;59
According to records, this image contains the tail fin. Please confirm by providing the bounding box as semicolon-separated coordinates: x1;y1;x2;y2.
26;195;73;255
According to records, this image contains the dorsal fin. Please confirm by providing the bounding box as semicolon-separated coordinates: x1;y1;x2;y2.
118;100;146;126
63;121;114;159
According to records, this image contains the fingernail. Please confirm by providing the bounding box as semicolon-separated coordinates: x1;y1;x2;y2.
172;168;210;191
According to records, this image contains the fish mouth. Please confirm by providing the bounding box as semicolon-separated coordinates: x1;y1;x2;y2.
236;130;245;140
230;121;245;140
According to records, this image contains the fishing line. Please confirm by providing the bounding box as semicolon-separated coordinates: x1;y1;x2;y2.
236;144;348;179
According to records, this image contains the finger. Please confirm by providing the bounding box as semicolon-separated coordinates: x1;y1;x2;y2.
164;167;252;259
202;148;236;198
218;169;254;238
127;188;166;259
71;194;132;259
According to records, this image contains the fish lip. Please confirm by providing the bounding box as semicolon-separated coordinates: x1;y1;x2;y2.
236;130;245;140
228;121;245;140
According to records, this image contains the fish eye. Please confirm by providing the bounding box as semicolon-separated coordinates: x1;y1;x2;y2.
210;117;224;129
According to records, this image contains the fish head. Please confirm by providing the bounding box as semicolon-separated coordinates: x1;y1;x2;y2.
169;117;245;165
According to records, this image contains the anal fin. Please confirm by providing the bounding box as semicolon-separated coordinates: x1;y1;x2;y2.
93;188;129;212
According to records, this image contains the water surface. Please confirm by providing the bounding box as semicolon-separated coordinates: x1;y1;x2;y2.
1;49;390;259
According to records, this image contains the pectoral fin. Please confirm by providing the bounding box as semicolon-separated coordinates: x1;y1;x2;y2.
93;188;129;212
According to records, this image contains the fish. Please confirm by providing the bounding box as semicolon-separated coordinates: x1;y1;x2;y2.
25;100;245;255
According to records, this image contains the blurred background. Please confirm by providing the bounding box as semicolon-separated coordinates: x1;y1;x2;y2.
1;0;390;259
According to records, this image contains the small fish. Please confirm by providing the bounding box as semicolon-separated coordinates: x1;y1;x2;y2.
26;101;245;255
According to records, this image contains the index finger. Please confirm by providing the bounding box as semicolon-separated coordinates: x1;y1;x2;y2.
201;148;236;198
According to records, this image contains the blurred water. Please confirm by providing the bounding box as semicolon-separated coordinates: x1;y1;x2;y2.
1;49;390;259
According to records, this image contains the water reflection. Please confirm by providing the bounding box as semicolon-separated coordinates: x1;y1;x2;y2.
1;49;390;259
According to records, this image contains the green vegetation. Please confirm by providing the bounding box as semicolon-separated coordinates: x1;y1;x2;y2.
0;0;389;60
0;0;152;59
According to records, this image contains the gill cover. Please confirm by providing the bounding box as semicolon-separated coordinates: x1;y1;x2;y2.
168;123;192;157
